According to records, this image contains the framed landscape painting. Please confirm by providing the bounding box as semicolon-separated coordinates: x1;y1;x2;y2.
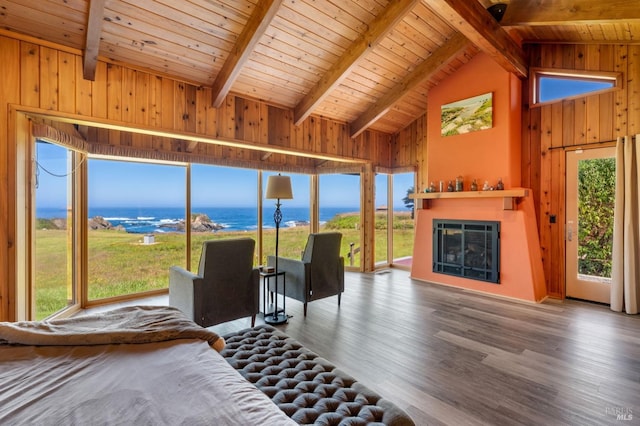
440;92;493;136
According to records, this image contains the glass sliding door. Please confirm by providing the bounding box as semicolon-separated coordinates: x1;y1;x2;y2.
87;158;187;301
392;172;415;267
319;173;361;268
34;141;77;319
191;165;259;268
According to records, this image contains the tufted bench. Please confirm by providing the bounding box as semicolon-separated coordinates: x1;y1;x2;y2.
221;325;415;426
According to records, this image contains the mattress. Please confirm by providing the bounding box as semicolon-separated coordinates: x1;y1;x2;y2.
0;306;296;426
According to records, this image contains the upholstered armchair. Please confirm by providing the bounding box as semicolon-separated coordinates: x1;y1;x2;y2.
267;232;344;316
169;238;259;327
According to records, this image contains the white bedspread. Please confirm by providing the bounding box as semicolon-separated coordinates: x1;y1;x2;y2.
0;306;296;426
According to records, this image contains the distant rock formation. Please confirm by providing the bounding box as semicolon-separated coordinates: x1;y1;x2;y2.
88;216;125;231
191;213;225;232
159;213;225;233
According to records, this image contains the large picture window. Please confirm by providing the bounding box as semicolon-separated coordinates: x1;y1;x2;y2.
87;158;187;301
319;173;361;269
34;141;78;319
392;172;415;268
191;165;259;268
27;127;368;317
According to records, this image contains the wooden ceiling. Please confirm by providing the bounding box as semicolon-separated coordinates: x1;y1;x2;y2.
1;0;638;136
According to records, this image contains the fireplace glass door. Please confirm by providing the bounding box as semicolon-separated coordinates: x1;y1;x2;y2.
433;219;500;283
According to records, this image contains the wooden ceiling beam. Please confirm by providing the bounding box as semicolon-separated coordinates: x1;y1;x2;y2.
501;0;640;26
350;32;469;138
211;0;282;108
293;0;421;126
426;0;528;78
83;0;106;81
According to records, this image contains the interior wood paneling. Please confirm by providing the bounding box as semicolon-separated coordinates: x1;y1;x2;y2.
523;43;640;298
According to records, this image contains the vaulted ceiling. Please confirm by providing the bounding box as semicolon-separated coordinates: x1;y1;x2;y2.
1;0;638;137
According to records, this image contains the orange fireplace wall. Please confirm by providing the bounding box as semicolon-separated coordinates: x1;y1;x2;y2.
426;53;521;190
411;194;547;302
411;53;546;303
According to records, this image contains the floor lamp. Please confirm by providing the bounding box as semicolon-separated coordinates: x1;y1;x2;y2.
265;174;293;324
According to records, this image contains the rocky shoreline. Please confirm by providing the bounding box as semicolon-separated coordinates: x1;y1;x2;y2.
37;213;226;233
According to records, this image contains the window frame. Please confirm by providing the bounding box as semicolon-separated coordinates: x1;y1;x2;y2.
529;67;622;107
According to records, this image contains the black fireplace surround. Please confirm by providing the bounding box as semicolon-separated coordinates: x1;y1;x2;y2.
433;219;500;284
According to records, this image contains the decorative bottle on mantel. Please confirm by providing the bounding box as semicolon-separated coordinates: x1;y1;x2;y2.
447;180;455;192
496;177;504;190
470;179;478;191
455;176;464;192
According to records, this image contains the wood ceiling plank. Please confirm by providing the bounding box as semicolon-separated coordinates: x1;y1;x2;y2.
293;0;421;125
294;0;367;39
83;0;106;80
0;1;86;46
275;4;353;51
108;1;235;53
350;32;469;137
409;2;456;38
100;29;218;71
243;53;315;89
502;0;640;26
99;41;215;85
266;17;340;64
153;0;250;30
251;45;325;83
255;33;333;72
211;0;282;107
184;0;255;22
427;0;528;78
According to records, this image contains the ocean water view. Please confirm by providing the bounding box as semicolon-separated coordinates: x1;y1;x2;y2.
36;206;360;234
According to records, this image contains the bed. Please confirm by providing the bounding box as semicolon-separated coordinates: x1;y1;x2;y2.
0;306;296;425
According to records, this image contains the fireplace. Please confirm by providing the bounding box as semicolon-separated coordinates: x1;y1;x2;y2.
432;219;500;284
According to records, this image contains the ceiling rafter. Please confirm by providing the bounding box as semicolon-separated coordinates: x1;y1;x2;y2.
501;0;640;26
350;32;470;138
293;0;421;126
211;0;282;108
426;0;528;78
83;0;106;81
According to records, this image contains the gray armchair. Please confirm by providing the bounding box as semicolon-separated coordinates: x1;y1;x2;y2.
169;238;259;327
267;232;344;316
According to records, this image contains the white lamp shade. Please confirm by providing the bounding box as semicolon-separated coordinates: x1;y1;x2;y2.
265;174;293;200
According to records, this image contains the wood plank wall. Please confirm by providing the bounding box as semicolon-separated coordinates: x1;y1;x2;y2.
0;33;393;321
392;43;640;299
523;43;640;298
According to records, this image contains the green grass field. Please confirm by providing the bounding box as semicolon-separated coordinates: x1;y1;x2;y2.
34;212;414;319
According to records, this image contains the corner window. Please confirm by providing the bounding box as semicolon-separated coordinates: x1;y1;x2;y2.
34;140;78;319
531;68;621;106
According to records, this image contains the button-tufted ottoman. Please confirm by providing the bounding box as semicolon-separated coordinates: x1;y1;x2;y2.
221;325;415;426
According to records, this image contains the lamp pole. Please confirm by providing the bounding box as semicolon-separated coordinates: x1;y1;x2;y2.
265;174;292;325
273;197;282;319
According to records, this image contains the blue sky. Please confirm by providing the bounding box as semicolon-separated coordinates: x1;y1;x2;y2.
539;76;613;102
35;142;414;210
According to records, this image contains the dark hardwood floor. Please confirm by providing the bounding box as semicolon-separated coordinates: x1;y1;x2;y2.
216;270;640;425
92;269;640;425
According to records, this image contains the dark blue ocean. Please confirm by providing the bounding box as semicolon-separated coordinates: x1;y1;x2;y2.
36;206;357;234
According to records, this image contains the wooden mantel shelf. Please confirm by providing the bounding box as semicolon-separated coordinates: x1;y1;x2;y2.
410;188;529;210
